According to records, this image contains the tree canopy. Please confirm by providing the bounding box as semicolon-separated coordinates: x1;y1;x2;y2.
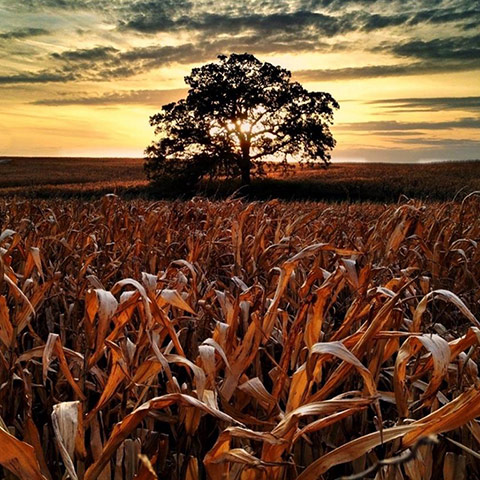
144;53;339;187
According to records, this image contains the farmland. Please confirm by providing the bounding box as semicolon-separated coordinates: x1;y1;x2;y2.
1;195;480;479
1;157;480;201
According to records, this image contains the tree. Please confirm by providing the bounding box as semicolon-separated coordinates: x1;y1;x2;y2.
144;53;339;187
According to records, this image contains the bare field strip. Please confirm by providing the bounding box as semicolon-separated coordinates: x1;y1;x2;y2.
1;158;480;201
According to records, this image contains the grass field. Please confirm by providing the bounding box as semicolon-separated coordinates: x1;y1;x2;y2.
1;157;480;201
1;195;480;479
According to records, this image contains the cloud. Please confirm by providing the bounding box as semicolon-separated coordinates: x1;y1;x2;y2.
118;0;192;32
407;7;480;27
0;71;74;84
9;35;480;86
121;10;354;38
368;97;480;113
462;20;479;31
295;58;480;81
122;7;465;38
2;0;479;86
46;35;337;83
388;34;480;62
51;46;119;61
333;143;480;163
119;2;479;43
335;118;480;132
32;88;187;106
0;42;212;85
48;43;210;81
4;0;478;39
1;0;114;9
0;27;49;40
1;0;74;8
395;138;480;146
296;33;480;81
367;131;426;137
360;13;410;31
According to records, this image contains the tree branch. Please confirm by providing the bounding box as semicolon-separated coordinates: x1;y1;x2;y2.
250;135;292;160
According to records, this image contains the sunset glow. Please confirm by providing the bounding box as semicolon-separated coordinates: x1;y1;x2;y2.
0;0;478;162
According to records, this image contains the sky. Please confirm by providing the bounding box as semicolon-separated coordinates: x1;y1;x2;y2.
0;0;479;162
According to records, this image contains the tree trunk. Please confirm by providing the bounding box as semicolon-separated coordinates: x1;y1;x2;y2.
240;141;251;186
241;165;251;185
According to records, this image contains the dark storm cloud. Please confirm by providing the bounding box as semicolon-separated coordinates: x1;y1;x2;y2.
119;44;206;64
335;118;480;132
5;33;480;86
32;88;187;106
0;28;49;40
369;97;480;113
123;8;462;38
121;5;420;37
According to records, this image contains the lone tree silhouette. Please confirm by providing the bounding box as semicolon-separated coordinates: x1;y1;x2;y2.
145;53;339;187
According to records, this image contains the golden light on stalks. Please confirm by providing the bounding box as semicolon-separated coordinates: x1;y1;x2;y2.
0;195;479;479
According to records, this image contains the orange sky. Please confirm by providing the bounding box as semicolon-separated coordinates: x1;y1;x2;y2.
0;0;478;162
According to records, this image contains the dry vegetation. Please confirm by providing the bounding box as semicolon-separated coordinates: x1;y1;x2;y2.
1;195;480;479
0;157;145;188
2;157;480;201
0;157;147;197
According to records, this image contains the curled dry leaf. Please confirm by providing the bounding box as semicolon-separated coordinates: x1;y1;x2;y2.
394;334;450;418
42;333;86;400
158;288;196;314
85;393;242;480
413;289;480;331
52;402;83;480
307;341;378;399
0;424;47;480
0;295;13;347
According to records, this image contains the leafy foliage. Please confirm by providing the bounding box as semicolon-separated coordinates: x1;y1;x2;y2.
144;53;339;186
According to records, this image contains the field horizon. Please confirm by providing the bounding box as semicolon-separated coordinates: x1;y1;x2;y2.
1;156;480;202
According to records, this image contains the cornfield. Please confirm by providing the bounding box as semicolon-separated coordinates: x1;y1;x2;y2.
1;195;480;480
